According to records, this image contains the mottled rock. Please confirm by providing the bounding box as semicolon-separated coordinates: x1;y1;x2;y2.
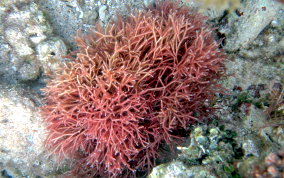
221;0;281;51
223;57;283;90
243;105;267;129
82;10;98;24
98;5;108;22
149;161;218;178
237;8;284;61
0;37;12;78
0;85;59;177
4;2;53;47
0;0;31;8
4;27;34;57
149;126;240;177
242;139;261;157
1;2;67;83
272;126;284;148
37;0;83;48
36;37;67;74
17;60;40;81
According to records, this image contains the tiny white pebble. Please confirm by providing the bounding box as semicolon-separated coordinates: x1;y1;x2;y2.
99;5;107;21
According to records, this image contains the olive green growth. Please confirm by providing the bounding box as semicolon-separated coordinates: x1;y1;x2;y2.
177;126;242;177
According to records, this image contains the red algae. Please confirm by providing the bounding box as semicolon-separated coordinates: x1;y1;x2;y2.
41;1;226;177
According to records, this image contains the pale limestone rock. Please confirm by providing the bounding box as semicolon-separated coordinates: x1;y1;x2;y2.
36;37;67;74
0;85;59;177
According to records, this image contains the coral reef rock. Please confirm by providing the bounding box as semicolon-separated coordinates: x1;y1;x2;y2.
0;85;59;177
1;2;66;83
149;126;241;178
220;0;282;51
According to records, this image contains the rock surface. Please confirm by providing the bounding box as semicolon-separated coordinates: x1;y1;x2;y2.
220;0;282;51
0;85;61;177
149;126;240;178
0;1;66;83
